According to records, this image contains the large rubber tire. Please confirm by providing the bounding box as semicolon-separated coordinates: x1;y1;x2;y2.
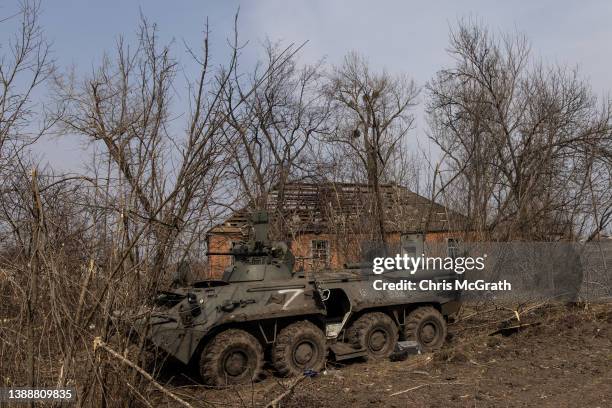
199;329;264;386
272;321;327;377
404;306;447;352
347;312;398;360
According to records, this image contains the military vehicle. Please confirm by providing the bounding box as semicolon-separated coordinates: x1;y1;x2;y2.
130;212;461;386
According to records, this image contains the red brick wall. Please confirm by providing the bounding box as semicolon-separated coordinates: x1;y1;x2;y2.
207;233;241;278
425;231;463;242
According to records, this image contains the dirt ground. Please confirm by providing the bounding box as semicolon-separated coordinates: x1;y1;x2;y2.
152;303;612;408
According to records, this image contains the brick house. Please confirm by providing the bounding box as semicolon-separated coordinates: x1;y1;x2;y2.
206;182;469;277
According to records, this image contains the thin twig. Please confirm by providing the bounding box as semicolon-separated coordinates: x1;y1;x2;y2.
390;382;465;397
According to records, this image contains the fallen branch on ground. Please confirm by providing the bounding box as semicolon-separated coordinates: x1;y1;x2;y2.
93;337;194;408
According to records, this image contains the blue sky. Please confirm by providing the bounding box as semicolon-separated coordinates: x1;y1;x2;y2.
2;0;612;171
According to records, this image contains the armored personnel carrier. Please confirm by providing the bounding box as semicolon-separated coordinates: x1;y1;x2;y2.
131;212;461;386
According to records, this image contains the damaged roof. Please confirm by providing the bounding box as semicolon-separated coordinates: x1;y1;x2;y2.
208;182;469;235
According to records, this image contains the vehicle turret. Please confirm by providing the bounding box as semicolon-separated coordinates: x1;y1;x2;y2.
207;211;295;282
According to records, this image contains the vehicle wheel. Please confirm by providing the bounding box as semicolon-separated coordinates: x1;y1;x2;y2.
272;321;327;377
347;312;398;360
404;306;447;352
199;329;264;386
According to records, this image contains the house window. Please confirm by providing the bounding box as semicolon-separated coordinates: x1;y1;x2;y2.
447;238;459;258
311;240;330;266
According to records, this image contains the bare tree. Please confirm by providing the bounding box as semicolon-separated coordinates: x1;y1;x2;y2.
0;0;53;166
427;20;612;240
54;16;246;291
0;0;55;391
583;144;612;240
221;41;330;238
324;52;419;243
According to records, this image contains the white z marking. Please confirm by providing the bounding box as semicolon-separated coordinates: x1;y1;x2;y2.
278;289;304;310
